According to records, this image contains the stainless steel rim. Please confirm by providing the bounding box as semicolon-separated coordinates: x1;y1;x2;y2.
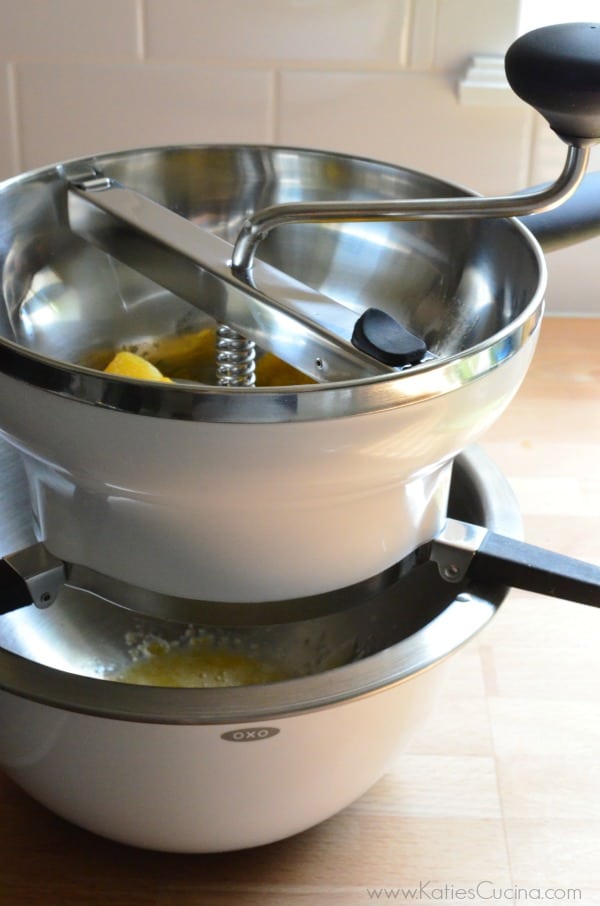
0;144;547;423
0;304;543;423
0;594;500;724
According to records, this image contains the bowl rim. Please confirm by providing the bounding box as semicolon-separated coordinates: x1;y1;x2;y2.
0;143;546;424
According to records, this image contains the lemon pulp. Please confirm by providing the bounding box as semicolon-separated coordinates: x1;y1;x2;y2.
113;643;288;688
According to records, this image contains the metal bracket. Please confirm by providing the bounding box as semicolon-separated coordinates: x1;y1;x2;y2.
4;543;67;608
429;518;488;584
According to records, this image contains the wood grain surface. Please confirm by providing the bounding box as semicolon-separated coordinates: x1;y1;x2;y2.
1;317;598;905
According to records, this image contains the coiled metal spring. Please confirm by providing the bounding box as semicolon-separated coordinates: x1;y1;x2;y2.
216;325;256;386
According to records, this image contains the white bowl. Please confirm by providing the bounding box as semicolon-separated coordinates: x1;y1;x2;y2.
0;447;519;852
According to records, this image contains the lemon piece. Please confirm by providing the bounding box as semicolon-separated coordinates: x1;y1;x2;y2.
104;351;172;383
150;328;216;381
101;335;315;386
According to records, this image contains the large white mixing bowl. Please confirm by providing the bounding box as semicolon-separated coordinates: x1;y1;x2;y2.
0;447;518;852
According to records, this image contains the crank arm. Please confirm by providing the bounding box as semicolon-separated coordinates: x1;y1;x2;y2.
428;518;600;607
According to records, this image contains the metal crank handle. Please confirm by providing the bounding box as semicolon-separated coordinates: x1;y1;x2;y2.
0;544;66;615
232;22;600;277
67;25;600;377
232;147;589;278
430;519;600;608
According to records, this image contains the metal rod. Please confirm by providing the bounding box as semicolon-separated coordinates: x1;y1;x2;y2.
231;145;590;281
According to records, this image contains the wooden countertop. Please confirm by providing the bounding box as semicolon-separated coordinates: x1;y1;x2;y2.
1;317;599;905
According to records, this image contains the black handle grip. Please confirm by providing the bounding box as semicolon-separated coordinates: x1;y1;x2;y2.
0;558;33;614
468;532;600;607
519;171;600;251
505;23;600;144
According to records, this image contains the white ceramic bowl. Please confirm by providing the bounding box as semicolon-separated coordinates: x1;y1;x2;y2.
0;447;520;852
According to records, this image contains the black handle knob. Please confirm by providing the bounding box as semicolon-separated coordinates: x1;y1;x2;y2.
505;23;600;145
351;308;427;367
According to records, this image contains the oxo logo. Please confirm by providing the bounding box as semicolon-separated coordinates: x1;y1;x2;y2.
221;727;280;742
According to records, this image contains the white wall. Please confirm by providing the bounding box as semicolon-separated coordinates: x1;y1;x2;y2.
0;0;598;314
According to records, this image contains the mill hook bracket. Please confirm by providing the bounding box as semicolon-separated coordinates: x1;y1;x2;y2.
0;544;66;613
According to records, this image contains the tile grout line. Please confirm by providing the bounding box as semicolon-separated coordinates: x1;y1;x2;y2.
398;0;413;67
135;0;146;61
270;69;280;145
6;63;22;174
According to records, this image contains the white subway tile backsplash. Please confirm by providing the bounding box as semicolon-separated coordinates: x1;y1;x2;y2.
144;0;409;66
0;0;139;60
409;0;439;70
434;0;521;70
0;0;595;313
277;70;530;194
16;63;272;170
